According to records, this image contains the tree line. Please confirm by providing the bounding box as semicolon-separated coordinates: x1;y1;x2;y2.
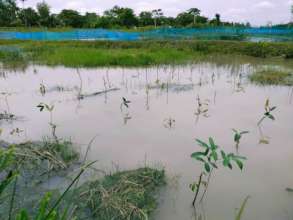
0;0;250;28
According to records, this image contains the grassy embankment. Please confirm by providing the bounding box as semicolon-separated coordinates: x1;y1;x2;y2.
1;40;293;68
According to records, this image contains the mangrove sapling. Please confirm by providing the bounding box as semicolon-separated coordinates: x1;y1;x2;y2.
163;117;176;129
76;69;83;100
0;92;15;121
190;137;246;207
121;97;131;109
145;85;150;110
232;129;249;151
257;98;277;126
289;87;293;104
39;82;46;96
37;103;58;143
194;95;209;123
120;97;132;125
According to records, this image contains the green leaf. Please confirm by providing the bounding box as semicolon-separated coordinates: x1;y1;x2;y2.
204;162;211;173
196;139;209;148
234;159;244;170
240;131;249;135
37;104;44;112
189;183;197;192
0;171;17;196
209;137;217;149
267;114;275;120
223;158;229;167
191;152;205;158
210;162;218;169
191;152;206;162
36;193;51;220
234;155;247;160
16;210;30;220
221;150;226;160
211;150;218;161
234;133;241;142
228;163;233;169
204;148;209;156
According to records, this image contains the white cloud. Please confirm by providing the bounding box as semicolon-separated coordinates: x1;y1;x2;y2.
253;1;275;9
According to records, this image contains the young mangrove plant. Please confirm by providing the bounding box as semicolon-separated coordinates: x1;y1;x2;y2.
194;95;209;123
232;129;249;151
163;117;176;129
257;98;277;126
37;102;58;142
190;137;246;207
121;97;131;109
39;83;46;96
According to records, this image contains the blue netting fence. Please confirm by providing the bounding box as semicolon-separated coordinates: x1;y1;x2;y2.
1;27;293;41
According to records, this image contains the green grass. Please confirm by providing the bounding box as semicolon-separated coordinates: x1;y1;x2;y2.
1;40;293;67
249;69;293;86
73;167;165;220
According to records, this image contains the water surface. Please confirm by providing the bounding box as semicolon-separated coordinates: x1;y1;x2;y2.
0;60;293;220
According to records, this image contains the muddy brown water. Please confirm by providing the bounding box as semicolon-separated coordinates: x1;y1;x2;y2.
0;60;293;220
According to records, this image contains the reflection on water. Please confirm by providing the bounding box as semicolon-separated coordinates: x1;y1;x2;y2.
0;60;293;220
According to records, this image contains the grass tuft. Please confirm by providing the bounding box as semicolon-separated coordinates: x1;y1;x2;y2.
249;69;293;86
74;167;165;220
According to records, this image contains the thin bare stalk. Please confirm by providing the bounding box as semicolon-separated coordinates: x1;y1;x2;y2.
192;172;203;207
199;169;213;203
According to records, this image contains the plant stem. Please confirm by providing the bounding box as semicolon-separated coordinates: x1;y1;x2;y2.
257;116;266;126
44;160;96;219
192;172;203;207
199;169;213;203
8;175;18;220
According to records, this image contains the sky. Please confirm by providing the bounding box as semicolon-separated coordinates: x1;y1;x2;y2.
19;0;293;26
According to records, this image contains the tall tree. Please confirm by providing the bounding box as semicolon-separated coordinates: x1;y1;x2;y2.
139;11;153;26
188;8;200;25
19;7;39;26
58;9;84;28
36;1;50;26
103;6;137;27
83;13;99;28
0;0;19;26
176;12;193;26
152;9;163;27
215;13;221;25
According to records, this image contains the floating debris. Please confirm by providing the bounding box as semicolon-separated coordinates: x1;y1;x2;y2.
149;83;194;92
78;88;120;99
0;112;15;120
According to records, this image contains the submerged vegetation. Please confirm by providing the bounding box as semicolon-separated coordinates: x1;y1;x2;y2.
250;68;293;86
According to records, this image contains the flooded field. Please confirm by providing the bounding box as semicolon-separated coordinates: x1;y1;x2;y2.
0;59;293;220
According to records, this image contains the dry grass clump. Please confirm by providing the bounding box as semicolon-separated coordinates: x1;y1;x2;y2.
75;167;165;220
